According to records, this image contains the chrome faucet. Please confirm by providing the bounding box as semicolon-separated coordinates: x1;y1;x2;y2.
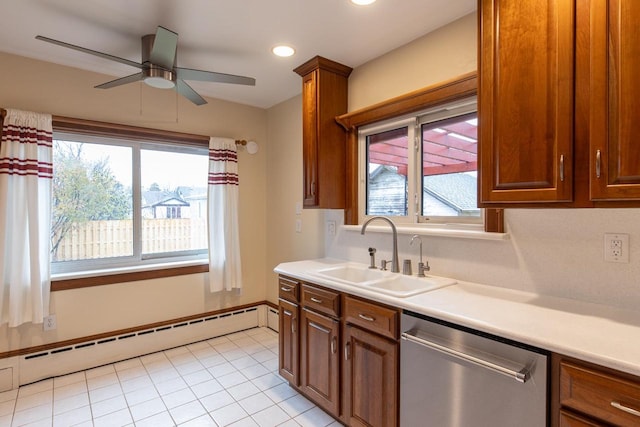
411;234;430;277
361;216;399;273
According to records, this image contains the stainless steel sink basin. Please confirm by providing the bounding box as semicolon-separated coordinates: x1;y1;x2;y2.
314;264;393;284
366;274;456;297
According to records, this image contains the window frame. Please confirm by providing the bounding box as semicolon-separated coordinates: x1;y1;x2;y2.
336;72;504;232
358;98;480;225
50;116;212;290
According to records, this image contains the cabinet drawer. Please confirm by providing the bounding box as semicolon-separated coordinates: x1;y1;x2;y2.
559;410;604;427
560;361;640;427
279;276;300;303
343;295;399;340
301;284;340;318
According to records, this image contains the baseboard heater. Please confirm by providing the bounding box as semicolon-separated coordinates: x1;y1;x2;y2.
16;306;271;387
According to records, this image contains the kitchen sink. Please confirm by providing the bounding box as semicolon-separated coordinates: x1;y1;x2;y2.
366;274;456;297
312;263;456;297
314;264;393;284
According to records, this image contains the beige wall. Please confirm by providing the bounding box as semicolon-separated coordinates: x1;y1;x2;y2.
265;95;325;303
0;52;268;352
348;12;477;111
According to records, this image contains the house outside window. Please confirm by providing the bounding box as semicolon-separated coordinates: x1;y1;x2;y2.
359;97;480;225
51;132;209;274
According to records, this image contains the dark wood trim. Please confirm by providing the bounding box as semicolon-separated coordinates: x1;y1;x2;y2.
484;208;504;233
336;72;501;232
336;71;477;131
52;115;209;147
0;301;270;359
344;129;359;225
264;300;279;311
51;264;209;291
294;56;353;78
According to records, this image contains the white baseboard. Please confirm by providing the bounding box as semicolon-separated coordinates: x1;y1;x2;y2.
16;305;267;387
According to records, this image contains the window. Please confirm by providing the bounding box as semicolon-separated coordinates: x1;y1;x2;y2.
51;132;209;275
360;97;479;224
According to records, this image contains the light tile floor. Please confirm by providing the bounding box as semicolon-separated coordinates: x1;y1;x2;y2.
0;328;340;427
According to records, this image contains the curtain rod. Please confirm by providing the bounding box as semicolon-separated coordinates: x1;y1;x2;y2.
1;108;251;146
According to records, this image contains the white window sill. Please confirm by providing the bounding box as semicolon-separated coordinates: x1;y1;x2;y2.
343;224;509;241
51;259;209;282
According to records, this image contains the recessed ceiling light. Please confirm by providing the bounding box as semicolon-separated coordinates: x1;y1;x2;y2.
272;45;295;57
351;0;376;5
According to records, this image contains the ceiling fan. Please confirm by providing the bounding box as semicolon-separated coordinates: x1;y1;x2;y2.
35;26;256;106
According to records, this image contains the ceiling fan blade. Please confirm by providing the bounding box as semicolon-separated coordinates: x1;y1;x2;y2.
176;79;207;105
35;35;143;69
149;26;178;70
95;72;144;89
176;67;256;86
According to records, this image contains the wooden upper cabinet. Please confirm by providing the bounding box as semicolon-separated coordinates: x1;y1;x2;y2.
479;0;575;204
584;0;640;200
294;56;352;209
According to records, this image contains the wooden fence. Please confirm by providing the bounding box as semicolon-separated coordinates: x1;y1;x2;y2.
53;218;208;261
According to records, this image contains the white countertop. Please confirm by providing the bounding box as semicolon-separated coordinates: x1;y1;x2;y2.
274;258;640;377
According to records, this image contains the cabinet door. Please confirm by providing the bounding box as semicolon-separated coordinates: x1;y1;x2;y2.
300;307;340;417
301;71;319;207
479;0;574;204
278;299;299;386
585;0;640;200
342;324;398;427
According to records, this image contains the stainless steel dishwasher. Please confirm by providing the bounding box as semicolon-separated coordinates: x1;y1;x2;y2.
401;311;548;427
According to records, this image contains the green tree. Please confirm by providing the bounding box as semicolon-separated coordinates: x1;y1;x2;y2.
51;141;131;260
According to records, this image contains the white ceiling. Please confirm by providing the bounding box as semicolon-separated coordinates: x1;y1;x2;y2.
0;0;476;108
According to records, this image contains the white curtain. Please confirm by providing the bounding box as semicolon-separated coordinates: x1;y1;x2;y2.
0;109;53;327
207;137;242;292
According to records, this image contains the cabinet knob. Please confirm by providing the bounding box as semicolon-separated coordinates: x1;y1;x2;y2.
596;149;602;178
310;297;323;304
559;154;565;182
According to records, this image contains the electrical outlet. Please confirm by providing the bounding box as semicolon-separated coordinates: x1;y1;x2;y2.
43;314;57;331
604;233;629;263
327;220;336;236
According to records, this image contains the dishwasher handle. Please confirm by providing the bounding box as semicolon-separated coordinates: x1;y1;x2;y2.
401;329;531;384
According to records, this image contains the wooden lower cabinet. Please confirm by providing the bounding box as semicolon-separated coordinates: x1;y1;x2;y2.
278;299;299;386
559;410;606;427
300;307;341;417
278;277;400;426
556;356;640;427
342;324;398;427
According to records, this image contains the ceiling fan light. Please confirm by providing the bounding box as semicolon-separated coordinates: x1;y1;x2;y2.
351;0;376;4
144;76;175;89
143;67;175;89
272;45;295;57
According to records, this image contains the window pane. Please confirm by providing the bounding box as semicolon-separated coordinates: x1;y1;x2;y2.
141;149;208;255
421;113;480;217
366;127;409;216
52;140;133;261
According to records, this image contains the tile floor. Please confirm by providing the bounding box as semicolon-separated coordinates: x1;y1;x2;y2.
0;327;340;427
